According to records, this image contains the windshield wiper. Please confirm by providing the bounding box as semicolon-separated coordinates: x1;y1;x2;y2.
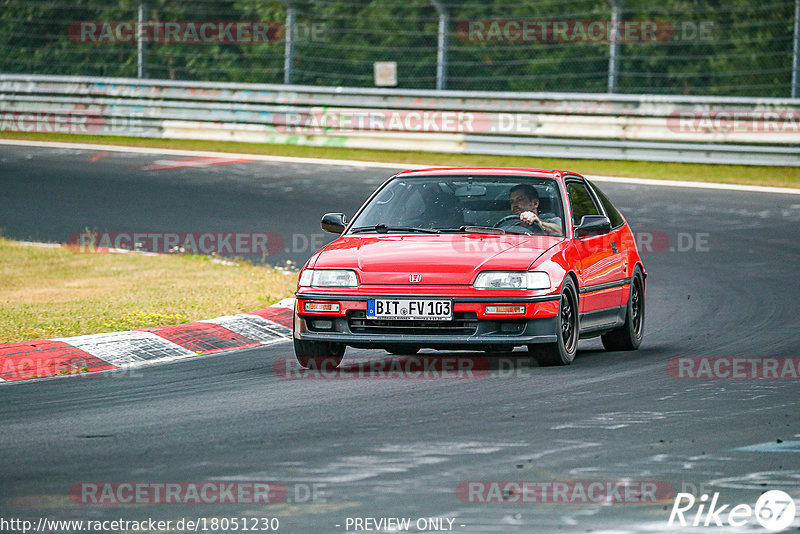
350;224;440;234
439;225;506;235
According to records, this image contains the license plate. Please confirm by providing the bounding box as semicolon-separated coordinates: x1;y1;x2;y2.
367;299;452;320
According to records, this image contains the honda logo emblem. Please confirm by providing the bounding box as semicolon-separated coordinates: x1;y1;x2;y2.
409;274;422;283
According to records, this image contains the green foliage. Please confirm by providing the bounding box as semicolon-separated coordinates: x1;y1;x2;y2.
0;0;794;95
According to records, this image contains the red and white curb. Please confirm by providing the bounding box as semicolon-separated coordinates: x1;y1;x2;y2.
0;299;295;383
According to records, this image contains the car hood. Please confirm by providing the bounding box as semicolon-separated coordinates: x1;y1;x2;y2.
312;234;563;285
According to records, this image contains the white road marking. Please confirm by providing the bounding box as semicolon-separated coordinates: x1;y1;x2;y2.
585;174;800;195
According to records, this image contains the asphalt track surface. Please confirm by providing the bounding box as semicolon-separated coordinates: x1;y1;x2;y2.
1;144;799;533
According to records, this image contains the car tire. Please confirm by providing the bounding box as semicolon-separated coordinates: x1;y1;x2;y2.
385;345;420;355
531;276;579;366
294;339;345;369
601;267;645;351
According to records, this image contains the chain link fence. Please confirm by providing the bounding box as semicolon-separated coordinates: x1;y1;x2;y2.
0;0;797;97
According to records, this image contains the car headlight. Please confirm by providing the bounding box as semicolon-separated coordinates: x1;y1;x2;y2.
299;269;359;287
473;271;551;290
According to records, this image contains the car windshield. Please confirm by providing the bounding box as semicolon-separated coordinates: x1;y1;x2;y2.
348;175;565;237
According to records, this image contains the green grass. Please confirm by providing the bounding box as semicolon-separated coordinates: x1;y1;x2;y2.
2;131;798;189
0;238;297;343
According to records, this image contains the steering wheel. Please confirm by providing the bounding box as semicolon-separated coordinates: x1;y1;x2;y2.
493;214;543;234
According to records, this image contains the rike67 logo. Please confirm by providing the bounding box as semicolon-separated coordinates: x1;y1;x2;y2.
669;490;796;531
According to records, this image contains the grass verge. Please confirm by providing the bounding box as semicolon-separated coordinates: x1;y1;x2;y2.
0;238;297;343
2;132;798;189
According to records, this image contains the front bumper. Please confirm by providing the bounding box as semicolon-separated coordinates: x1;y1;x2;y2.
295;291;560;349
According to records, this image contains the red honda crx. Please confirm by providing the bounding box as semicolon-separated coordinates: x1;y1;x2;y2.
293;168;645;368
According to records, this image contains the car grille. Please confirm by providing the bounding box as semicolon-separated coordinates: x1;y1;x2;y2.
347;311;478;336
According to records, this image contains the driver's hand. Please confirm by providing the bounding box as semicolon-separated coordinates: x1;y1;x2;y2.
520;211;539;226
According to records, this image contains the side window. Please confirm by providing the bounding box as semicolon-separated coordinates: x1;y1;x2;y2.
566;181;601;226
588;181;625;229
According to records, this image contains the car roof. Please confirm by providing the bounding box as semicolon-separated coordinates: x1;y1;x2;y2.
393;167;580;179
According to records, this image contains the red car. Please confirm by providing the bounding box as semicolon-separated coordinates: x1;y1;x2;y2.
293;168;645;368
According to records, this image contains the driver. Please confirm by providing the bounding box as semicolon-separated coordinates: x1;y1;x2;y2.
506;184;562;236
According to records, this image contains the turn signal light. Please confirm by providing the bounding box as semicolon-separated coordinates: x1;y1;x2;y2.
304;302;341;312
485;305;525;314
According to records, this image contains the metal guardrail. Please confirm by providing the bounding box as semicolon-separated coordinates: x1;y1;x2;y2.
1;74;799;166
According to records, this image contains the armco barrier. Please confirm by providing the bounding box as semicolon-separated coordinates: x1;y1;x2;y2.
1;74;799;165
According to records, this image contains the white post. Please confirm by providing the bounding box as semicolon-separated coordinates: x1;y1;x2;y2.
283;1;296;85
137;0;146;79
608;0;621;93
793;0;799;98
430;0;448;90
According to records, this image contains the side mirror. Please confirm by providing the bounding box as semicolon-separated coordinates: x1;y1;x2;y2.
321;213;347;234
574;215;611;238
